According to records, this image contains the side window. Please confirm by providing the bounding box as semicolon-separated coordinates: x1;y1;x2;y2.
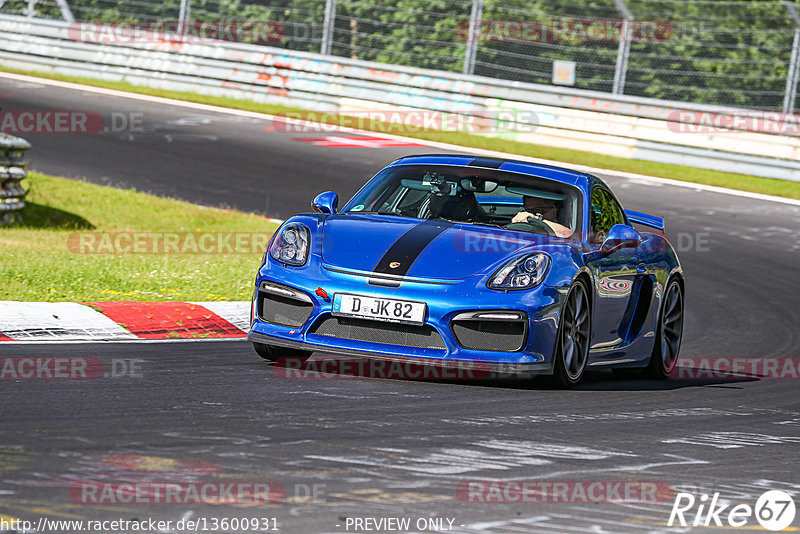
395;188;428;213
590;187;625;243
377;186;430;215
377;186;406;212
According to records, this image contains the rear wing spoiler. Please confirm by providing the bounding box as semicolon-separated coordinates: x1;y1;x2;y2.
625;209;665;231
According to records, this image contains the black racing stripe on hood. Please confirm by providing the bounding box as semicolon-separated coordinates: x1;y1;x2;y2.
371;220;454;279
468;157;505;169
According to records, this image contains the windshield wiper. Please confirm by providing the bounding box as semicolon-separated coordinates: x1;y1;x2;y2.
431;218;505;230
467;221;505;229
355;210;409;217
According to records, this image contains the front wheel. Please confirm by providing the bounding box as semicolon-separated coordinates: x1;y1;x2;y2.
252;342;312;363
644;278;684;379
551;280;591;388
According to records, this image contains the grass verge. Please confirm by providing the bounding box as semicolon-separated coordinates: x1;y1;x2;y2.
2;66;799;200
1;172;278;302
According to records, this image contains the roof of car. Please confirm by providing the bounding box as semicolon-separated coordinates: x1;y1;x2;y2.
388;154;602;191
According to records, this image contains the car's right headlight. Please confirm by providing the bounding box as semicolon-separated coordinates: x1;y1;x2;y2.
269;223;310;266
488;253;550;290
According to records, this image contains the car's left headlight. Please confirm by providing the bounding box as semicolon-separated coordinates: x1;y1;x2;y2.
269;223;310;266
488;253;550;290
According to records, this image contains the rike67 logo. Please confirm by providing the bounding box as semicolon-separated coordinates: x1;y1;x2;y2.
669;490;796;531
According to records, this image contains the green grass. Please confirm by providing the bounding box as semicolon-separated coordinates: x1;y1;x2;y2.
1;172;278;302
3;66;800;200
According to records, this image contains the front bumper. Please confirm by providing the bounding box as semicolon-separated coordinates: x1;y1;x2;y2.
248;330;553;378
247;255;564;375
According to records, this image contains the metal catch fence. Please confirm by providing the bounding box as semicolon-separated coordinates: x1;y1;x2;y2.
4;0;798;112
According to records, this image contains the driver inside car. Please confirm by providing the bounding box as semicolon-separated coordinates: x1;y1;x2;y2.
511;195;573;238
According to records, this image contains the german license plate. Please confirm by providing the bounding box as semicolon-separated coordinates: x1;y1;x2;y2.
332;293;426;325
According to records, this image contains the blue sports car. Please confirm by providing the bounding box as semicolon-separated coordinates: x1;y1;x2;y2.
248;155;684;387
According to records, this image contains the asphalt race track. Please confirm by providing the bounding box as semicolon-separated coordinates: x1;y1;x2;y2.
2;73;800;533
0;75;437;219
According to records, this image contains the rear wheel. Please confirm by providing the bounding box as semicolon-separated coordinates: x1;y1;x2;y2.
252;342;312;363
644;278;684;379
551;280;591;388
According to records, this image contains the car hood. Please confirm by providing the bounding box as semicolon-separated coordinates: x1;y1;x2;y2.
320;214;566;280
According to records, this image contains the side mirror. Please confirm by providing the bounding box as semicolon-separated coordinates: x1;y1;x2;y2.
312;191;338;214
601;224;642;254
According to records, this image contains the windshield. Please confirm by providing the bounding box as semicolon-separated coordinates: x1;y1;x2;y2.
343;165;582;239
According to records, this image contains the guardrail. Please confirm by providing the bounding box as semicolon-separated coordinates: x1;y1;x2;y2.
0;14;798;182
0;132;30;225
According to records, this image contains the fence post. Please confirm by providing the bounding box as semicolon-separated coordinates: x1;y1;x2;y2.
462;0;483;75
321;0;336;55
54;0;74;22
178;0;191;37
612;0;632;95
25;0;36;18
782;1;800;113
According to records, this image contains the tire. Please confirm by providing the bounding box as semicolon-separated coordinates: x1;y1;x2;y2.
644;277;684;379
252;342;312;363
551;279;592;388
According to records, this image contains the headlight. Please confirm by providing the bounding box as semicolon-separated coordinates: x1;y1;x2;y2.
269;223;310;266
488;253;550;290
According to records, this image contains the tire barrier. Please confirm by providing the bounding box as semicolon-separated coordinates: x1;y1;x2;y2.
0;132;31;225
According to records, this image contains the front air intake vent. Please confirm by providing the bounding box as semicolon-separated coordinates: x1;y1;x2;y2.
310;316;446;350
451;314;527;352
258;283;313;327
